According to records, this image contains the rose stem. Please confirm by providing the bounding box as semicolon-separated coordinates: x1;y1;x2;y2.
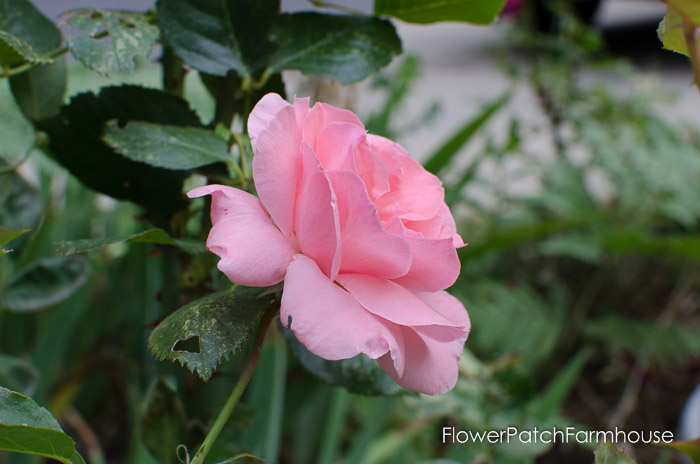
190;305;279;464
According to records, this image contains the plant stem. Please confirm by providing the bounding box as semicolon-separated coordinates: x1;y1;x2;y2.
162;45;185;97
190;306;279;464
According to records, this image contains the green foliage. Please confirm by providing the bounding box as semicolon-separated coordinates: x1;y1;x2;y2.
103;120;233;169
282;325;402;396
374;0;506;24
156;0;279;78
149;287;276;381
139;378;186;464
64;9;159;74
269;13;402;84
55;228;207;255
0;355;39;396
0;255;91;312
9;57;66;121
664;437;700;463
0;0;61;69
38;85;200;213
0;226;28;254
0;386;85;464
595;441;636;464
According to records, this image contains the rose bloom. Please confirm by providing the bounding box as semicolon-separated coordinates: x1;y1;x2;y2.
189;93;470;395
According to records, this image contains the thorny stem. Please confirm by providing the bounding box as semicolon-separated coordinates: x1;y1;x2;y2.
190;304;279;464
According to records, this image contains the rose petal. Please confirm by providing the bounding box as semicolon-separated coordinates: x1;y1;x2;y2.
327;171;411;279
303;101;364;150
378;326;465;395
353;142;390;200
393;236;460;292
248;93;289;147
281;254;399;361
252;104;301;238
315;122;366;171
413;290;471;334
337;274;465;338
188;185;295;286
295;143;342;279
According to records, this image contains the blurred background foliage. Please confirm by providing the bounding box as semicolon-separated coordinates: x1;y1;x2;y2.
1;0;699;463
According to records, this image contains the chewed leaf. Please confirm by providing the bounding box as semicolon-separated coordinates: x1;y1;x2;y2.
281;324;402;396
0;387;86;464
63;9;159;74
148;287;276;381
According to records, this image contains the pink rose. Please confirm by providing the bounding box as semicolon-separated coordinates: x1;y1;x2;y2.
188;93;470;395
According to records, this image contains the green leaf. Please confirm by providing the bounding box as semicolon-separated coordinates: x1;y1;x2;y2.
156;0;279;77
9;57;66;121
0;173;43;234
0;255;91;312
63;9;159;74
37;85;203;213
149;287;275;381
281;325;402;396
269;13;402;84
0;355;39;396
424;92;509;174
374;0;506;25
0;30;53;67
0;0;61;68
55;228;208;255
0;226;28;254
139;378;186;464
663;438;700;463
0;386;86;464
594;441;636;463
658;3;700;91
103;120;232;170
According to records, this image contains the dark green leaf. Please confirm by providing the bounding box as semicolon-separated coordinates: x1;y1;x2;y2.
64;9;159;74
0;30;52;67
424;92;509;174
9;57;66;121
0;386;85;464
595;441;636;464
0;172;42;233
103;120;232;169
281;325;402;396
140;378;186;464
0;225;29;254
0;355;39;396
149;287;275;381
37;85;203;213
375;0;506;24
156;0;279;77
0;255;91;312
0;0;61;68
55;228;208;255
269;13;402;84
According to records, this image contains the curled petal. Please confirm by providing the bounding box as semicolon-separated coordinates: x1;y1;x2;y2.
281;254;399;361
188;185;295;286
248;93;289;147
303;101;364;150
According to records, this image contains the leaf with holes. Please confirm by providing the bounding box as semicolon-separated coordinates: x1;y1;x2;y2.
375;0;506;24
0;0;61;68
149;287;276;381
0;387;86;464
281;324;402;396
103;120;232;170
0;355;39;396
63;9;159;74
0;256;91;312
156;0;279;77
269;13;402;84
139;378;186;464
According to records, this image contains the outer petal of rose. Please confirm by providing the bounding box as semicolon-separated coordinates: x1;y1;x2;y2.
414;290;471;333
281;254;400;361
377;326;464;395
303;101;364;149
248;93;289;147
253;104;301;238
187;185;295;286
327;171;411;279
295;143;342;279
337;274;464;339
314;122;366;171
